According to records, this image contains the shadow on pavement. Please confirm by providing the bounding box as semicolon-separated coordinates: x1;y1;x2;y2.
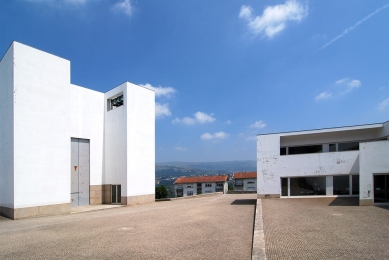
230;199;256;205
328;197;359;206
375;205;389;211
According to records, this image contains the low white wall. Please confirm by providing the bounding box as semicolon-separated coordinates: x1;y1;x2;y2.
70;84;104;185
0;43;14;209
12;42;71;208
360;140;389;202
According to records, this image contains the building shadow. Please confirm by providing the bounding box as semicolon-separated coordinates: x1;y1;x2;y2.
328;197;359;206
230;199;256;205
374;205;389;211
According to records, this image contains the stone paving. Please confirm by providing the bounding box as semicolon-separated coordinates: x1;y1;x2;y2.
261;197;389;260
0;194;256;260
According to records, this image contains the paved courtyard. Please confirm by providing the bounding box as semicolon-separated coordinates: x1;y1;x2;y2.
261;197;389;260
0;194;256;260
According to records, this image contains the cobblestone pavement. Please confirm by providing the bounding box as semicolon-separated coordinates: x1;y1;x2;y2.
261;197;389;260
0;194;256;260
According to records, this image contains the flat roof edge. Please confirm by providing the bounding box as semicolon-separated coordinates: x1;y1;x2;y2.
257;122;385;137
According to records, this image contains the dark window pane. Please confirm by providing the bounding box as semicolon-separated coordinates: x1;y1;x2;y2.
352;175;359;195
374;175;386;202
117;185;121;203
329;144;336;152
290;177;326;196
338;142;359;151
112;185;116;203
280;147;286;155
281;178;288;196
333;176;350;195
288;145;322;155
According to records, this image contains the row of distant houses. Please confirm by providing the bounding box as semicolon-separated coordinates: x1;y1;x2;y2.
173;172;257;197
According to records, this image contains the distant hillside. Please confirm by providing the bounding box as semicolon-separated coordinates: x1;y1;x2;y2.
156;160;256;173
156;165;229;178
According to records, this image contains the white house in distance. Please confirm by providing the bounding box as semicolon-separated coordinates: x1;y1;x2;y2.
256;120;389;206
233;172;257;191
0;41;155;219
174;176;228;197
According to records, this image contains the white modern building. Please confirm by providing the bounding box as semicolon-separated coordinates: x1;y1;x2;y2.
233;172;257;191
0;42;155;219
174;176;228;197
257;120;389;206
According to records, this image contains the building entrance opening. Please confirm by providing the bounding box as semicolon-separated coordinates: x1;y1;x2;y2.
111;185;121;204
71;138;90;207
374;174;389;203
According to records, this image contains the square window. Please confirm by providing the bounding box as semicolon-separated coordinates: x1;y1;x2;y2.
107;93;124;111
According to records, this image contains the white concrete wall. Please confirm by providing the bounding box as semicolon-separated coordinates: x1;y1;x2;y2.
378;121;389;138
360;140;389;203
70;84;104;185
12;42;71;208
0;43;14;209
126;83;155;197
257;134;359;196
104;84;127;193
104;82;155;199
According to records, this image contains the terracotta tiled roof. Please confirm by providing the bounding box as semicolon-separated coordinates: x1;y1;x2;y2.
174;175;228;184
233;172;257;179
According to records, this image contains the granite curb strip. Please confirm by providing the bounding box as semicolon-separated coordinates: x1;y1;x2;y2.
252;199;266;260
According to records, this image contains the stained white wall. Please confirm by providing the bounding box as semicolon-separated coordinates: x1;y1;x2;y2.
104;84;127;194
257;134;360;196
12;42;71;208
0;43;14;209
360;140;389;203
70;84;104;185
126;83;155;197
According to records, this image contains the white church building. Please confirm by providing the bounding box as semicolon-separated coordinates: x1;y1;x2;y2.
257;120;389;206
0;42;155;219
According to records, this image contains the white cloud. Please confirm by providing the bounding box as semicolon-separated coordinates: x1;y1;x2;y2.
315;78;361;101
226;120;232;124
200;132;229;140
113;0;133;16
336;78;361;94
315;91;332;101
155;103;171;118
175;146;187;151
239;0;308;38
320;3;389;50
379;98;389;111
250;120;266;129
172;112;216;125
140;83;176;98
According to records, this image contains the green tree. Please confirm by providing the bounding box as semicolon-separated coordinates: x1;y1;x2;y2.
155;185;168;199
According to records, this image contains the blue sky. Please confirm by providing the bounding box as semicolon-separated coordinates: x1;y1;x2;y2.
1;0;389;162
